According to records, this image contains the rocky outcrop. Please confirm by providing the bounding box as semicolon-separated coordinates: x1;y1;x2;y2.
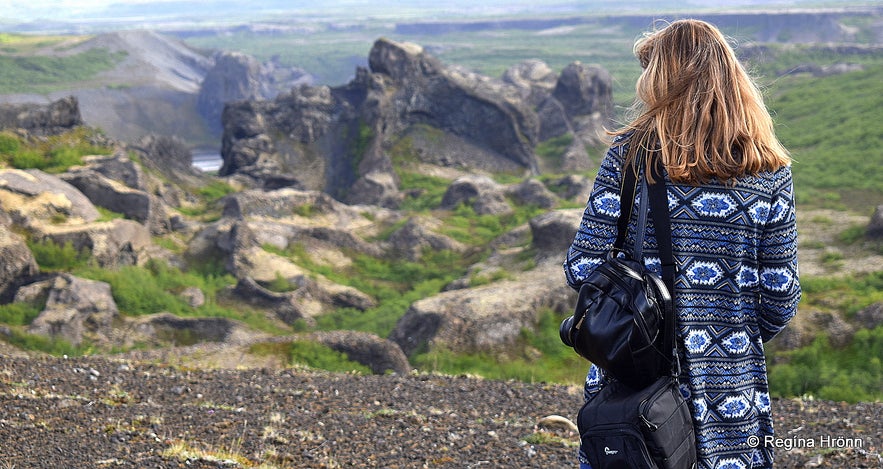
528;209;583;258
388;207;583;356
0;169;100;227
508;178;559;209
230;276;309;325
0;167;146;266
128;313;247;346
219;37;613;205
198;52;266;135
385;217;466;262
198;51;313;135
548;174;593;203
503;59;558;106
553;62;613;125
368;38;540;172
36;219;152;268
221;188;356;221
310;330;412;375
26;274;119;346
440;175;512;216
218;85;337;190
186;217;377;325
60;168;171;235
389;264;574;356
0;96;83;135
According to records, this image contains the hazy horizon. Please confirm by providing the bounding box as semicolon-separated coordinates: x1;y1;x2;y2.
3;0;877;33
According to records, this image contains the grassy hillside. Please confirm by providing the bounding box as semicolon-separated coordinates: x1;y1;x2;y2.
768;64;883;211
0;33;126;94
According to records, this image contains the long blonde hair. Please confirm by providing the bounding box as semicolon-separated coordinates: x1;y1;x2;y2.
611;19;791;184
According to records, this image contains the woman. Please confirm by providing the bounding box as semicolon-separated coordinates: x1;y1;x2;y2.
563;19;801;469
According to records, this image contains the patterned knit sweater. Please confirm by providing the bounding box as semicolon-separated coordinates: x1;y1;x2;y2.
563;140;801;469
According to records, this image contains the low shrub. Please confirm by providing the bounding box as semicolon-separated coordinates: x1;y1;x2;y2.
0;303;42;326
1;329;85;356
768;327;883;403
28;239;91;271
1;127;112;173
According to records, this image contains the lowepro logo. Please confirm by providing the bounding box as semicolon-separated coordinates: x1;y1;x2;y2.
604;446;619;455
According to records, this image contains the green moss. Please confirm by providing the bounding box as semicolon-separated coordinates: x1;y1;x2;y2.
397;171;450;212
770;64;883;211
0;329;87;357
0;131;21;155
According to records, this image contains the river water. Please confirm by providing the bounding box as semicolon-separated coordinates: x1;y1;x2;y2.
191;150;223;172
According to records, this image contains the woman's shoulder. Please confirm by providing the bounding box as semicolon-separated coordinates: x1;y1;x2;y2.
691;164;793;195
739;164;793;190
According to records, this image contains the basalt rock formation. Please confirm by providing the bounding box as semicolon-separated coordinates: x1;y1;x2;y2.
219;37;613;207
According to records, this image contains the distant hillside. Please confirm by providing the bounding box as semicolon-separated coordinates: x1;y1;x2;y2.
769;63;883;211
0;30;308;149
0;31;216;147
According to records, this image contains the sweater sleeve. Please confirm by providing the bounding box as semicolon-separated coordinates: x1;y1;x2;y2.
757;165;801;342
563;144;625;290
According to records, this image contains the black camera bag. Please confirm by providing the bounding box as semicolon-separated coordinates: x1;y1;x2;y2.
577;373;696;469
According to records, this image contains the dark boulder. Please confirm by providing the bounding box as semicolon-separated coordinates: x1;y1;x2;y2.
529;209;582;258
198;52;266;135
310;330;411;375
26;274;119;346
0;96;83;135
508;178;559;209
440;175;512;216
868;205;883;239
553;62;613;120
60;169;170;235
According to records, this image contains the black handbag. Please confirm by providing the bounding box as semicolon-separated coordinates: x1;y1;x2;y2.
569;158;698;469
560;158;676;389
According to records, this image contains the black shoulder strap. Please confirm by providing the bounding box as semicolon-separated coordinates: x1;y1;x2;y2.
647;160;675;292
613;160;639;252
615;154;674;290
645;158;679;374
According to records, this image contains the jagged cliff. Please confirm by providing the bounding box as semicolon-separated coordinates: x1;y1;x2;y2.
218;38;612;206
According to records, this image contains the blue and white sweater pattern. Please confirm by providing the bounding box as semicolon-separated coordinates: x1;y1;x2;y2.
564;142;801;469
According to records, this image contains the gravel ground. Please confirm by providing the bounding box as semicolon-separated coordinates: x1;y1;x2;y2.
0;355;881;468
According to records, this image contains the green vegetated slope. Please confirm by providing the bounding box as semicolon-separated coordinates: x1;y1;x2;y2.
761;59;883;402
0;34;126;94
769;64;883;211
